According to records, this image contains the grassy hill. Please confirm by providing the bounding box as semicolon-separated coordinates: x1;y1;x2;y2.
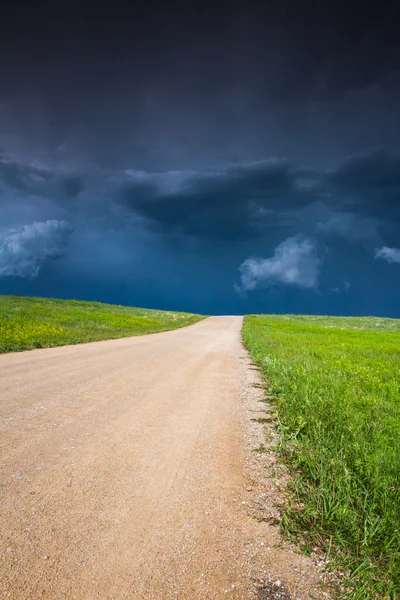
0;295;205;353
243;314;400;599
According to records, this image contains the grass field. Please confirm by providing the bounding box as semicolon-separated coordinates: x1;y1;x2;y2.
242;315;400;599
0;295;205;353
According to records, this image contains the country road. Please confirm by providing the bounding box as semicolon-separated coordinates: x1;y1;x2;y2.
0;317;325;600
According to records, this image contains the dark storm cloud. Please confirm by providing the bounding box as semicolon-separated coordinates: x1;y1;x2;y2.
117;149;400;243
311;147;397;234
1;0;399;172
0;151;84;200
328;149;400;193
120;160;318;240
1;147;399;247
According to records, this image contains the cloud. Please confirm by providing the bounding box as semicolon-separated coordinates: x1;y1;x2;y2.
316;212;380;244
119;160;317;240
328;149;400;194
1;145;399;268
0;220;73;278
2;146;400;247
238;234;321;291
375;246;400;264
117;149;400;243
0;151;84;201
326;148;400;221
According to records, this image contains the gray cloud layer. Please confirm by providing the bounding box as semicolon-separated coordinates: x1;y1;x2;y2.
0;220;73;278
1;1;399;174
0;147;399;244
118;148;400;243
119;159;311;240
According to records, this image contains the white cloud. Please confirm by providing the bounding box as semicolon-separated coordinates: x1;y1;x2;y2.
238;234;321;291
0;220;73;278
375;246;400;264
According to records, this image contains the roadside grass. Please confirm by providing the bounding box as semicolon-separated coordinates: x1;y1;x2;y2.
0;295;205;353
242;314;400;599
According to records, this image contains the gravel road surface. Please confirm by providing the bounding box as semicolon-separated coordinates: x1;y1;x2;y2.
0;317;326;599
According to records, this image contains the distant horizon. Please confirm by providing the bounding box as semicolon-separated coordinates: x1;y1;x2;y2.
2;293;399;321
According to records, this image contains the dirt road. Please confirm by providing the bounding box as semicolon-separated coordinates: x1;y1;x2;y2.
0;317;325;599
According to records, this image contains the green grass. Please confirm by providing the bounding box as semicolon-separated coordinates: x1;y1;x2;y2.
0;295;205;353
242;314;400;599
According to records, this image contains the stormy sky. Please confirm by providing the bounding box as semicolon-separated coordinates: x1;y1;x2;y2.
1;0;400;316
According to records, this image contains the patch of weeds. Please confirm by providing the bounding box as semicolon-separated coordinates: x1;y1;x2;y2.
253;443;268;454
267;466;284;479
263;427;274;443
252;417;273;424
